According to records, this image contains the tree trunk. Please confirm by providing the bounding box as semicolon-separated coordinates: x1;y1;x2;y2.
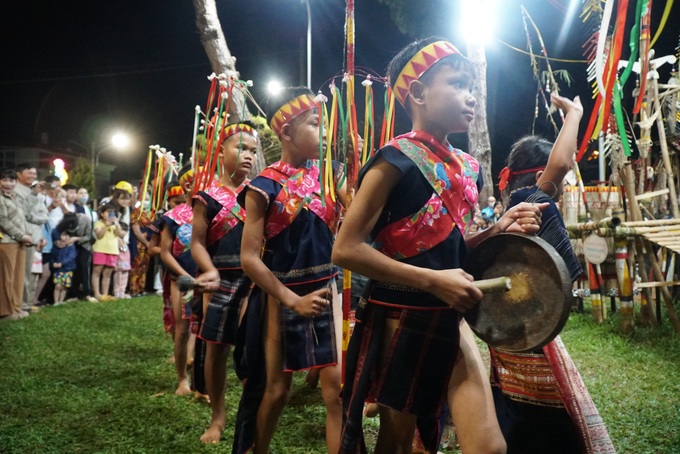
466;41;493;202
192;0;266;175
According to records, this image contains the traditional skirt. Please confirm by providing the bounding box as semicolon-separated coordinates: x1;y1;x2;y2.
340;298;461;454
199;270;251;345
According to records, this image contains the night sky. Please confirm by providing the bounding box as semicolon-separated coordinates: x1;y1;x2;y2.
1;0;678;186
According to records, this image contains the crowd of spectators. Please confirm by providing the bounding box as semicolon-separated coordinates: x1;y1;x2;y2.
0;163;161;321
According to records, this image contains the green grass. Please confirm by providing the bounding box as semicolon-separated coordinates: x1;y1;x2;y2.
0;297;678;453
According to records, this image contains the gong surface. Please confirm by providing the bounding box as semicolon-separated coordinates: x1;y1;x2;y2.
463;233;572;352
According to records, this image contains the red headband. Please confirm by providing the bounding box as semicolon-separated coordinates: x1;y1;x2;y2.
498;166;546;192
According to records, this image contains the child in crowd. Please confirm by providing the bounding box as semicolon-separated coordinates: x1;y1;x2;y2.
333;37;545;453
494;93;614;453
51;214;78;305
114;222;132;299
160;166;198;396
191;122;258;444
92;203;125;301
234;87;345;454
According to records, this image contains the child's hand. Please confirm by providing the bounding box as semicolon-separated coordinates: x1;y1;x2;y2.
290;287;331;317
428;268;483;312
53;262;62;269
195;269;220;292
551;93;583;119
498;202;549;234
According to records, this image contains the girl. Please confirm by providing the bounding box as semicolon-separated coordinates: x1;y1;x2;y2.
235;87;345;454
114;222;131;299
494;93;614;453
92;203;125;301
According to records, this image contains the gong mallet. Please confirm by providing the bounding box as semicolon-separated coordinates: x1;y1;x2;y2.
177;275;204;292
474;276;512;293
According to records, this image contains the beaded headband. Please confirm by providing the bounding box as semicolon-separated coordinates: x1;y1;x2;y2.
392;40;462;107
269;94;319;138
178;168;196;187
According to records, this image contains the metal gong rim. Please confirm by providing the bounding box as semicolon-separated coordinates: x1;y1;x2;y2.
463;233;572;352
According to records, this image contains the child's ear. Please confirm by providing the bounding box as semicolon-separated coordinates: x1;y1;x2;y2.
279;123;293;142
408;80;426;105
535;170;544;182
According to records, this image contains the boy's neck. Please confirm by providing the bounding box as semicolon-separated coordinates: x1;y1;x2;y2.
411;117;450;145
280;148;307;168
220;173;245;190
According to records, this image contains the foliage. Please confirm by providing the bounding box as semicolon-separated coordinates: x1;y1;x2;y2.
251;115;282;165
1;297;678;453
68;158;95;197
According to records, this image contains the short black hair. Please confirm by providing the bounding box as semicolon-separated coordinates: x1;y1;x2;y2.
266;86;315;127
44;175;61;184
97;202;117;215
387;36;475;115
62;184;78;191
1;168;16;180
15;162;35;173
57;213;79;234
503;135;552;197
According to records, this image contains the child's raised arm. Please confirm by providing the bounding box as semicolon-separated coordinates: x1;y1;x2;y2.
332;159;483;312
536;94;583;196
240;190;329;317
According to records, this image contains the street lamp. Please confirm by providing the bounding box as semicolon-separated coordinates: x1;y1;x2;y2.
267;80;284;96
70;131;131;196
303;0;311;89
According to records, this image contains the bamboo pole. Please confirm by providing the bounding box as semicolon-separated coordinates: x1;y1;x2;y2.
621;219;680;227
650;75;680;218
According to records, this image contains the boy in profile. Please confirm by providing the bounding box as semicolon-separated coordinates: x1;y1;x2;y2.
333;37;545;453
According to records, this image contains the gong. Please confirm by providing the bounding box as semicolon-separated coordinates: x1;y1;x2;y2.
464;233;572;352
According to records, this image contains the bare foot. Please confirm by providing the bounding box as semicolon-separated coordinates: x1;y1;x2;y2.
194;391;210;403
364;402;379;418
200;421;224;444
175;379;192;396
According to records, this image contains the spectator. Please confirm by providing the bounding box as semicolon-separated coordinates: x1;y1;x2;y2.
13;163;49;311
480;196;496;220
51;214;78;305
114;222;132;299
33;175;63;306
0;168;33;321
61;184;78;213
70;210;96;302
92;203;125;301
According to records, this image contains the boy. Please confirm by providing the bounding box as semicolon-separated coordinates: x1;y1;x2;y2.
160;165;199;395
51;214;78;305
333;37;545;454
191;122;257;444
235;87;345;454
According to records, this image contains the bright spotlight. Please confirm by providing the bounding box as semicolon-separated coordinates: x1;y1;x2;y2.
461;0;498;45
267;80;283;96
111;132;131;150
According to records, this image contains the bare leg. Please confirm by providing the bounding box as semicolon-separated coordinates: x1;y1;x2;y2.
448;320;506;454
254;296;293;454
91;265;103;299
33;263;51;305
200;340;231;443
101;267;113;298
375;406;417;454
171;281;192;395
373;317;418;454
319;364;342;453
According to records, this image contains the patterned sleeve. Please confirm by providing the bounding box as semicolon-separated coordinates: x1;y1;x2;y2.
238;176;279;210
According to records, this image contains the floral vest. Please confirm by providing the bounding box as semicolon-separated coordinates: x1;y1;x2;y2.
374;131;479;259
259;160;341;240
163;203;193;258
204;180;247;247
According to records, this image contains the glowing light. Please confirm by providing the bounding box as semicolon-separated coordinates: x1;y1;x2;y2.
53;158;69;185
460;0;498;45
267;80;283;96
111;132;131;150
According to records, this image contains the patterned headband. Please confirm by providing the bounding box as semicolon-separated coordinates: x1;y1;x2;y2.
269;94;319;138
167;185;184;198
220;123;258;144
393;40;462;107
178;168;196;186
